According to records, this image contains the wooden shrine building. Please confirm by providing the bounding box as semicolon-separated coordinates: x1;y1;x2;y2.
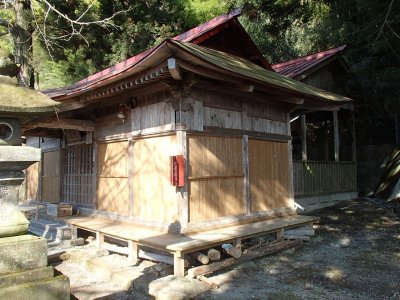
273;46;358;210
24;11;352;276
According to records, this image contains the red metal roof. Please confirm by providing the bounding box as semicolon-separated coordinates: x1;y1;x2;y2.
272;45;346;78
45;9;243;99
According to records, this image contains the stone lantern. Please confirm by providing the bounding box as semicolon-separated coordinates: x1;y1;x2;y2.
0;75;70;299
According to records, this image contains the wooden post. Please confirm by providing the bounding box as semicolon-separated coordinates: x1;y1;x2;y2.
177;129;188;230
96;232;104;249
128;240;139;263
301;114;307;161
276;228;284;240
333;110;339;162
92;142;98;210
174;251;185;277
288;114;295;208
128;138;134;218
350;110;357;162
242;135;250;215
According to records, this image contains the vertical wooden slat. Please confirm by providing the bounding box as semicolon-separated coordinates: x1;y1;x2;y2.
242;135;250;215
177;129;189;228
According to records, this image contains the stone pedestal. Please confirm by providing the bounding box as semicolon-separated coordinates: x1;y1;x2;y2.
0;235;70;300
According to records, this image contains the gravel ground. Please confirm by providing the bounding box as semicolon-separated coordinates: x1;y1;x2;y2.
53;198;400;299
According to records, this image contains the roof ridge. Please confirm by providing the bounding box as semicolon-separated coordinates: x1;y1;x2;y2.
72;9;241;86
272;45;346;69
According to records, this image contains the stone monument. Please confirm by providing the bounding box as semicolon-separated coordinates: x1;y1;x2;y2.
0;75;70;299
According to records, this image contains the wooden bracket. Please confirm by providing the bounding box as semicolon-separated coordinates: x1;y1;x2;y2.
168;58;182;80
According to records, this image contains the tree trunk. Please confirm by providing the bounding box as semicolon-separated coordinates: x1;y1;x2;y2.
13;0;34;88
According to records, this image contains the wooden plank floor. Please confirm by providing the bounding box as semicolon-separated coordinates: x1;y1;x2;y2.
67;214;319;254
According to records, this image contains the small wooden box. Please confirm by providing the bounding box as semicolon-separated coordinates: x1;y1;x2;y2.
47;203;73;217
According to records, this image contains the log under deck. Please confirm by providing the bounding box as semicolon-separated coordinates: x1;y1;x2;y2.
67;214;319;276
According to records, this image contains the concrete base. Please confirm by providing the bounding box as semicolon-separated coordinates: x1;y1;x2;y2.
0;235;47;275
0;266;54;289
0;274;70;300
295;192;358;212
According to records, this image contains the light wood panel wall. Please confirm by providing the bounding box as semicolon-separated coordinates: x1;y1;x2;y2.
26;162;39;201
188;135;244;221
133;135;178;222
97;141;129;215
41;150;61;203
185;88;288;135
249;139;291;211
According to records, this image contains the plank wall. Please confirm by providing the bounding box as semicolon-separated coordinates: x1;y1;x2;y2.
183;88;288;135
41;150;61;203
188;135;244;221
133;135;178;223
97;141;129;215
95;91;174;140
25;162;39;201
248;139;291;211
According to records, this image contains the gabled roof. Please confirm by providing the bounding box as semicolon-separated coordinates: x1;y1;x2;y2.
48;39;351;109
170;41;351;104
272;45;347;79
45;9;270;99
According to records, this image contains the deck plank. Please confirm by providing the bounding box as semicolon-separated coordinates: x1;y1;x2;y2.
67;215;318;253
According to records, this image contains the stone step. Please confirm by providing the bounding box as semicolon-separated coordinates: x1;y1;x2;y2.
29;219;71;242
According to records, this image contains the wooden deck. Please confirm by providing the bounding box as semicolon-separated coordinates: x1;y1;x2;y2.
67;215;319;276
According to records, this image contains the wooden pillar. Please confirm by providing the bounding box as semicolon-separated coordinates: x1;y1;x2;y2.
301;114;307;161
242;135;250;215
128;240;139;263
177;128;188;230
351;110;357;162
95;232;104;249
333;110;339;162
128;138;134;218
92;142;98;210
174;251;185;277
287;114;295;207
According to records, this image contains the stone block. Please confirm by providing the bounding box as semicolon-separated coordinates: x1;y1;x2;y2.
0;266;54;288
56;226;71;240
0;235;47;275
0;203;29;237
0;274;70;300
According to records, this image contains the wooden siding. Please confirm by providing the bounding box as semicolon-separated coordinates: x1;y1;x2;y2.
25;162;39;201
41;150;61;203
249;139;291;211
97;141;129;215
188;135;244;221
132;99;175;134
63;144;95;207
184;88;288;135
95;112;133;140
133;135;178;222
293;161;357;196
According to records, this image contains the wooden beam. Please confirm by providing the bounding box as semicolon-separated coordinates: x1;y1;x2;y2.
168;58;182;80
22;128;62;138
33;119;95;131
58;100;86;112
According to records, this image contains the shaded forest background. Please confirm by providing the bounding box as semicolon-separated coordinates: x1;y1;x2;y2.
0;0;399;145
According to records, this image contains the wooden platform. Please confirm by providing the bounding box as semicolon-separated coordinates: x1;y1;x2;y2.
67;215;319;276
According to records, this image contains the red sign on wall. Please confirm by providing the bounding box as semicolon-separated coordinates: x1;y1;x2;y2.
170;155;184;187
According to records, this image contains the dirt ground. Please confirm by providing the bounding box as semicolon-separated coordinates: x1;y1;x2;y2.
52;198;400;300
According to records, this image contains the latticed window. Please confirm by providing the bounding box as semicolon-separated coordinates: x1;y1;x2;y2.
63;144;94;207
